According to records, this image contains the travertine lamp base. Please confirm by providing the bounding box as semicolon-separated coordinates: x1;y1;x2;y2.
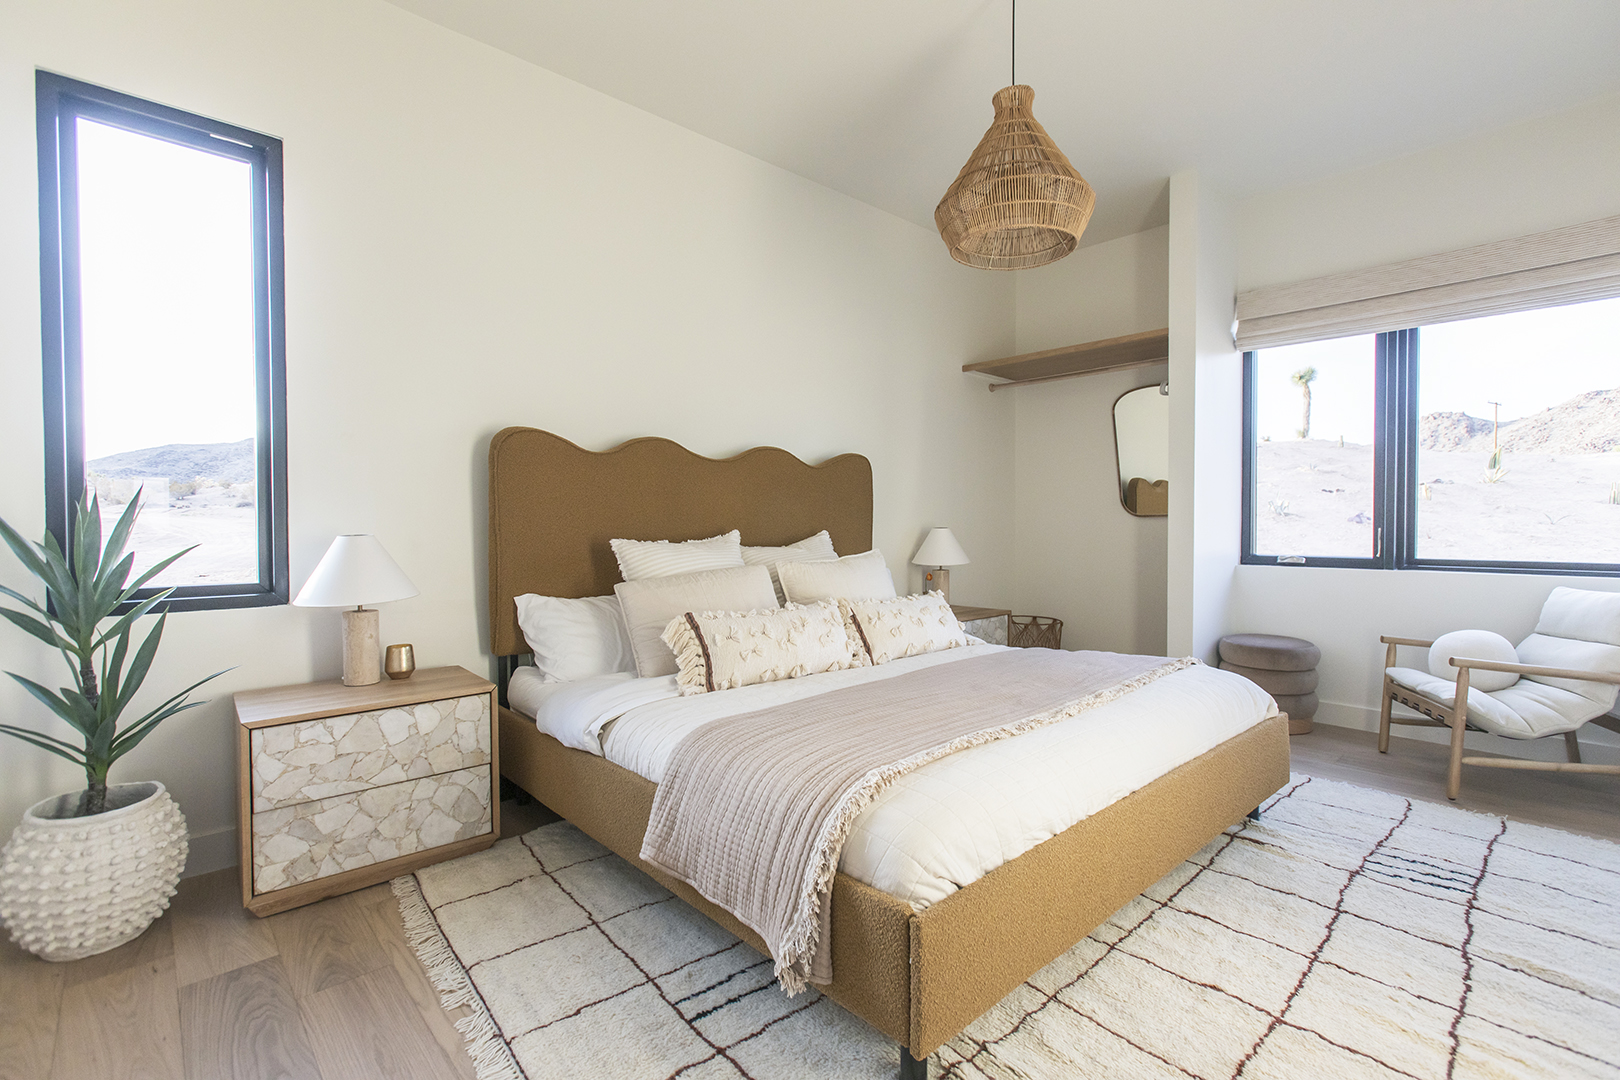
922;567;951;603
341;607;381;686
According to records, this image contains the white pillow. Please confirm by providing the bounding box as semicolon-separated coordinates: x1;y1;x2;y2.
840;592;971;666
741;531;838;604
614;564;779;677
661;599;865;696
610;530;743;582
778;550;896;605
1428;630;1520;692
513;594;637;683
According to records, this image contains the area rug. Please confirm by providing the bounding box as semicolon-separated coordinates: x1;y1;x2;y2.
393;775;1620;1079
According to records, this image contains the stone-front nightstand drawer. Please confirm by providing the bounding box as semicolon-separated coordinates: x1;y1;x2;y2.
249;694;490;812
252;765;492;894
235;666;499;917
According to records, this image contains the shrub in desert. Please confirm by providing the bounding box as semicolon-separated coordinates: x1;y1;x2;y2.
1290;367;1317;439
1483;447;1508;484
169;479;198;499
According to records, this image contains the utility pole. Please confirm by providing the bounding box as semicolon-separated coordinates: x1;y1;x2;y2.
1487;401;1502;452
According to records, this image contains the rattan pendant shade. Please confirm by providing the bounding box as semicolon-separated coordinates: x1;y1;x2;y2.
934;85;1095;271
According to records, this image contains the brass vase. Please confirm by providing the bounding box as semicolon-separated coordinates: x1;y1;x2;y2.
384;643;416;680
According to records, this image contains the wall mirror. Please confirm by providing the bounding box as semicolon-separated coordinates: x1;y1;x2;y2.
1113;384;1169;516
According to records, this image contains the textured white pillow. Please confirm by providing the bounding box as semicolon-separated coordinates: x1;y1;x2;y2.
513;594;636;683
661;599;865;696
610;530;743;582
614;564;779;677
778;550;896;605
841;592;971;666
741;531;838;604
1429;630;1520;692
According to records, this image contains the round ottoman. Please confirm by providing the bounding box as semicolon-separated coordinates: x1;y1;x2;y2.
1218;633;1320;735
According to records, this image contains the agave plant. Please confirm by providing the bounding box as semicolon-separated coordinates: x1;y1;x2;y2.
0;491;223;816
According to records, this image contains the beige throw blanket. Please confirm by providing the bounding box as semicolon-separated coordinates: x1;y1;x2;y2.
639;648;1197;993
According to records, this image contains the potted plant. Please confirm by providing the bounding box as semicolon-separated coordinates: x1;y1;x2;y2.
0;491;221;961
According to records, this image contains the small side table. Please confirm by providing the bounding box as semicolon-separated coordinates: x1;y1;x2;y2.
235;665;498;916
952;605;1012;646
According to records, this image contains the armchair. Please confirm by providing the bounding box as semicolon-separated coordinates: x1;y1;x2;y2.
1379;587;1620;799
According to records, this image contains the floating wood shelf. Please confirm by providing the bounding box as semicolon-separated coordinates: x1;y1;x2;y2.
964;327;1169;391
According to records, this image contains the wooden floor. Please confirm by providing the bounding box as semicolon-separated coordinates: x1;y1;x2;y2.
1;727;1614;1080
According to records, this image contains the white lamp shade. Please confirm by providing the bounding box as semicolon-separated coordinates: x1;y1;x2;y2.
293;535;419;608
911;527;971;567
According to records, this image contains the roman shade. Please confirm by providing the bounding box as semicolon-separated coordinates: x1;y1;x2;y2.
1234;214;1620;351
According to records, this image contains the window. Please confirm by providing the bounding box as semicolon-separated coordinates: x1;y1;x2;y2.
37;72;287;609
1243;297;1620;575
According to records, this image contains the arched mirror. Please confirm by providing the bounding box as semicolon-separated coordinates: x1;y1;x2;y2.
1113;384;1169;516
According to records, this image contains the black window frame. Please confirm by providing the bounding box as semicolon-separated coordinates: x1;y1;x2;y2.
36;71;288;611
1242;323;1620;577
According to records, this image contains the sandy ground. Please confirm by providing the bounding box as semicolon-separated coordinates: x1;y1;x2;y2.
1254;440;1620;563
99;487;257;587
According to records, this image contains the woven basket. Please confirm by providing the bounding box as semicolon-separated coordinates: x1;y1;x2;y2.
934;85;1095;271
1009;615;1063;650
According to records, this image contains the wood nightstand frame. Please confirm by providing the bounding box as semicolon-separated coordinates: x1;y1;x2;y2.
234;666;499;916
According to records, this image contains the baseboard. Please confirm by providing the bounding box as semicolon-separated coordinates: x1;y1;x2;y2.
1312;700;1620;759
184;825;238;878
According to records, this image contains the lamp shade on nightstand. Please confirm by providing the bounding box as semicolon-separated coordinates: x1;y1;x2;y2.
912;528;970;602
294;535;418;686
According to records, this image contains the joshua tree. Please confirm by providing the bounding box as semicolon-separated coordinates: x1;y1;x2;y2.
1291;367;1318;439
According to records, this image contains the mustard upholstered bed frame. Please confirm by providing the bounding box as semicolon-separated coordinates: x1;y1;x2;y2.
487;427;1290;1077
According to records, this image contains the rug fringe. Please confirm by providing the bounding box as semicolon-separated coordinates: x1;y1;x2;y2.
392;875;525;1080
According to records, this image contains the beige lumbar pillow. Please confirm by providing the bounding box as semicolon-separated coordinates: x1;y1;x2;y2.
777;549;896;605
841;592;971;666
614;564;779;677
661;599;866;696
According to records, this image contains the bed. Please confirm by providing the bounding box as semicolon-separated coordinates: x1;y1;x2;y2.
488;427;1290;1078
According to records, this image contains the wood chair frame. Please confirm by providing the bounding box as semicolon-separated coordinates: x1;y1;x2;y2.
1378;635;1620;799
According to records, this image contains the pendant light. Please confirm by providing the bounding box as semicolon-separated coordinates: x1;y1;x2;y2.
934;0;1095;270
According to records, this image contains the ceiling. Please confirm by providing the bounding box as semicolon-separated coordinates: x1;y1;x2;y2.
382;0;1620;248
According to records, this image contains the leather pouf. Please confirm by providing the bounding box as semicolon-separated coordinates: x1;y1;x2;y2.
1218;634;1320;735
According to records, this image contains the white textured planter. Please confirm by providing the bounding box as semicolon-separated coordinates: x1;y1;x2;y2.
0;782;188;962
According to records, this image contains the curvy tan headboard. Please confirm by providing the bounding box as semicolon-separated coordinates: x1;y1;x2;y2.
488;428;874;657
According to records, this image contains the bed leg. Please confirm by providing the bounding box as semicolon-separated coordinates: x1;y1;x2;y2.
1246;807;1261;822
899;1048;928;1080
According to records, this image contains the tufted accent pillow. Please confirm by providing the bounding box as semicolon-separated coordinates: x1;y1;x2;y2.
1428;629;1520;692
661;600;866;696
840;591;971;666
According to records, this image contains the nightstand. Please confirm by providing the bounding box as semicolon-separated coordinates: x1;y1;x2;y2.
235;665;499;916
951;605;1012;646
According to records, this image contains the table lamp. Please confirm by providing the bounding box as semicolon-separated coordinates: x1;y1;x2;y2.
293;535;419;686
912;527;970;603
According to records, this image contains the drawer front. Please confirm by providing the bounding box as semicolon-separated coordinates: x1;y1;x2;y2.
250;693;490;813
252;765;492;895
961;615;1008;646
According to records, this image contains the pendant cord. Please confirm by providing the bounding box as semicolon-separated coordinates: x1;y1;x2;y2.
1011;0;1016;86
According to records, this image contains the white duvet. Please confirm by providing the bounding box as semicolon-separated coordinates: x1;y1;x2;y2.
508;646;1277;910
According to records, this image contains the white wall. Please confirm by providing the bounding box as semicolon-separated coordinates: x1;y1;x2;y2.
0;0;1015;872
1230;94;1620;759
1008;228;1169;653
1166;171;1241;662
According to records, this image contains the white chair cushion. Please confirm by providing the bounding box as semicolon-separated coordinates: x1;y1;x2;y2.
1428;630;1519;692
1514;633;1620;713
1387;666;1609;739
1534;586;1620;647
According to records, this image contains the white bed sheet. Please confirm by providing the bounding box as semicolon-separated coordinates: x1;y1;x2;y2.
512;646;1277;909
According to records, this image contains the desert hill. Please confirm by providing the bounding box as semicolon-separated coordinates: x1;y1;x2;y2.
86;438;256;484
1419;387;1620;455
